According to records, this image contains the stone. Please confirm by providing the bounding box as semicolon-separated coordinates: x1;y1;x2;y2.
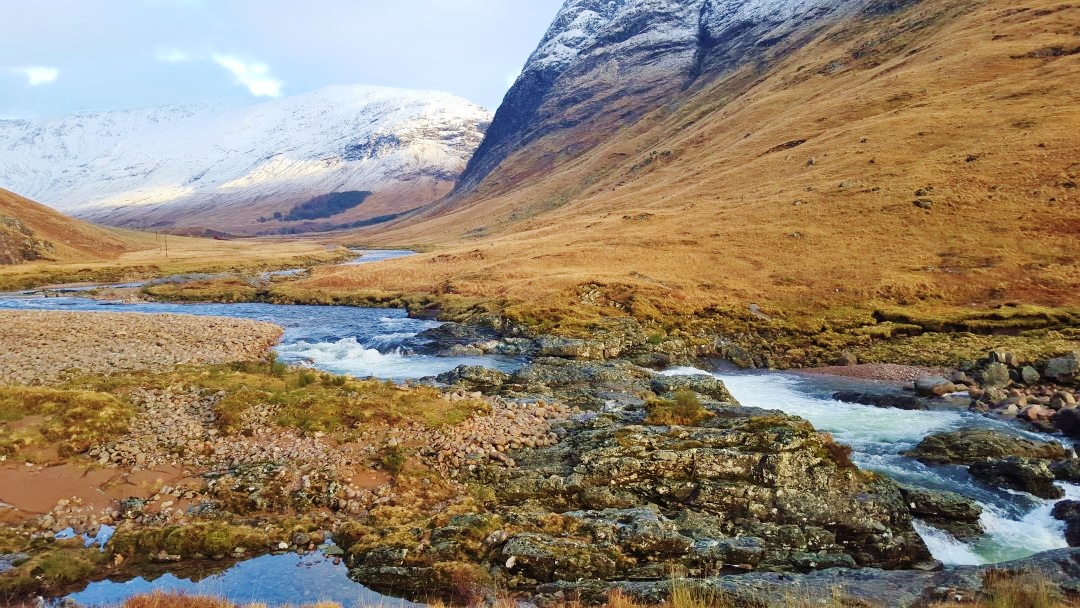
969;458;1064;500
436;365;510;395
904;429;1069;465
833;391;923;410
1021;366;1041;385
649;374;738;404
1056;409;1080;439
897;485;983;539
1044;353;1080;383
914;376;959;397
979;362;1011;390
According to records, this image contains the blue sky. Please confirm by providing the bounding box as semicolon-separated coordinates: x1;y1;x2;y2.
0;0;565;118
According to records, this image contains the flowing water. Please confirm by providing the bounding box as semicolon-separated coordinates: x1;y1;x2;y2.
662;367;1077;566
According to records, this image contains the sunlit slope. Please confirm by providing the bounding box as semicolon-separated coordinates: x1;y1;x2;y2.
327;0;1079;314
0;188;131;263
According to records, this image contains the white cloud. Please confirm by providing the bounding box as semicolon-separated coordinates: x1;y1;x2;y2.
212;55;283;98
12;66;59;86
156;48;192;63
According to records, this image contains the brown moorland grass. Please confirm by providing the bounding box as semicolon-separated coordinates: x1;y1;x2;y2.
294;0;1080;349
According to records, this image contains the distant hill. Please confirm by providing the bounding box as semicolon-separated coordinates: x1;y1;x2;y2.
0;188;130;264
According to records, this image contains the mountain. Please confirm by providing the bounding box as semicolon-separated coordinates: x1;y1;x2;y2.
0;188;131;264
335;0;1080;316
0;86;492;234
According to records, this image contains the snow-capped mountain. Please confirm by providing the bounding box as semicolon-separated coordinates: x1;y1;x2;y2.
457;0;866;191
0;85;492;232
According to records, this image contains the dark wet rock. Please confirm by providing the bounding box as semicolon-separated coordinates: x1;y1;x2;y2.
832;391;924;410
1052;501;1080;547
1056;408;1080;439
436;365;510;394
897;484;983;539
650;374;738;404
1051;459;1080;483
533;548;1080;608
904;428;1069;465
417;322;496;346
969;457;1064;499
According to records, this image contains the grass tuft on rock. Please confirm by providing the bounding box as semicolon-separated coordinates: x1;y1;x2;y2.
645;390;714;426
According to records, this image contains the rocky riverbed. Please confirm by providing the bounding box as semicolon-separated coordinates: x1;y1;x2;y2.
0;310;283;384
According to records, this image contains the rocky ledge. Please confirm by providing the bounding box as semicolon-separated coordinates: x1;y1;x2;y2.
342;386;934;597
0;310;282;384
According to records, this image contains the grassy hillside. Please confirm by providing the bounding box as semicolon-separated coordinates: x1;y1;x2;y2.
317;0;1078;332
0;188;132;263
0;188;351;291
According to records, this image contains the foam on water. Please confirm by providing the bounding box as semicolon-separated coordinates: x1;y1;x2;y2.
912;521;986;566
690;369;1074;565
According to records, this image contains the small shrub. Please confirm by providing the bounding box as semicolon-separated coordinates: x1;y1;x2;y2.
295;370;317;388
381;445;407;474
821;434;856;470
645;389;713;426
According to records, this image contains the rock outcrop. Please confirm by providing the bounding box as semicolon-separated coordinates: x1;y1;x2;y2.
345;396;933;595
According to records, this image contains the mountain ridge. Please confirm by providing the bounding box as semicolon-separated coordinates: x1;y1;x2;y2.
0;85;492;234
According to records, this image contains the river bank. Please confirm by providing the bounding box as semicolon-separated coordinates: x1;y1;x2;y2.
2;259;1080;606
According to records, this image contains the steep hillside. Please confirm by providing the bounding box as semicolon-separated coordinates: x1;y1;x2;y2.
0;86;491;234
0;188;130;264
322;0;1079;329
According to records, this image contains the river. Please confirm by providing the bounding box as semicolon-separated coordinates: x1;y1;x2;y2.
1;252;1074;605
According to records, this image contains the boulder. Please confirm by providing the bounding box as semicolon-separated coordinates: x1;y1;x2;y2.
1021;366;1041;385
978;362;1011;390
914;376;959;397
650;374;738;404
1052;500;1080;547
501;533;620;581
904;429;1069;465
968;457;1064;499
1044;352;1080;383
897;484;983;539
1055;409;1080;439
436;365;509;394
833;391;923;410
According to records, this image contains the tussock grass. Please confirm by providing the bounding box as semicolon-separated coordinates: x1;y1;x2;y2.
0;386;135;456
62;363;488;437
931;570;1072;608
645;390;714;426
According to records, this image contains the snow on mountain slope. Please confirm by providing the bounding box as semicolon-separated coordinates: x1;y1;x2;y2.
0;85;492;232
457;0;862;192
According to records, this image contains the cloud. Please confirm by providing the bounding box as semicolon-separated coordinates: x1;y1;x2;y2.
212;55;283;97
155;49;192;63
12;66;59;86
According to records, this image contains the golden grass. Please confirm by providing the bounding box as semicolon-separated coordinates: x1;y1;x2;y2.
0;386;135;457
644;390;714;426
930;570;1073;608
291;0;1080;348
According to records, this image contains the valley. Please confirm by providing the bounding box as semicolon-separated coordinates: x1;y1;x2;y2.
1;0;1079;606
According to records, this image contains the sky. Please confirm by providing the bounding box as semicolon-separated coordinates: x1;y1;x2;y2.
0;0;565;118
